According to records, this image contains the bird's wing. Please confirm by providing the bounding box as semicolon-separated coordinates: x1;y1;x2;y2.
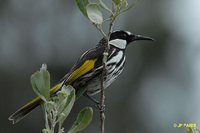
68;37;108;81
65;45;104;83
50;44;105;95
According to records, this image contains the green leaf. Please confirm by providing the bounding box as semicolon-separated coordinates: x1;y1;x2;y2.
67;107;93;133
99;0;112;14
31;64;50;102
58;85;76;124
121;0;128;8
42;129;50;133
75;0;89;17
113;0;121;6
44;101;55;113
86;3;103;24
113;0;128;9
57;89;69;101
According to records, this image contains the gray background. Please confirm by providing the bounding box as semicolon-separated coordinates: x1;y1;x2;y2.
1;0;200;133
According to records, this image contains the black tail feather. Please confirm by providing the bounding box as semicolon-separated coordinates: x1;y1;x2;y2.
8;97;42;124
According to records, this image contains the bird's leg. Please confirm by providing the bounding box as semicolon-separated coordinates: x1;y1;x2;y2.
84;93;100;104
84;93;105;112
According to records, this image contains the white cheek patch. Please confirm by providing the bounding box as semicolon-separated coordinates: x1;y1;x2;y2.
109;39;127;49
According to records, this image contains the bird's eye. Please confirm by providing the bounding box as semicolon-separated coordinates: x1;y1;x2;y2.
121;33;127;38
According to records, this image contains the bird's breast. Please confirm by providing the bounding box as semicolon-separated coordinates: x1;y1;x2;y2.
86;50;126;96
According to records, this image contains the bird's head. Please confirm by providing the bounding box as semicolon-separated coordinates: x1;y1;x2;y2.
109;30;154;49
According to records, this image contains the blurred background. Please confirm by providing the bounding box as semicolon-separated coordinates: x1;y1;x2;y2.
1;0;200;133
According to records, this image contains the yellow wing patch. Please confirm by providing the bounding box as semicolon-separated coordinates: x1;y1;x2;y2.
50;83;62;93
68;59;97;83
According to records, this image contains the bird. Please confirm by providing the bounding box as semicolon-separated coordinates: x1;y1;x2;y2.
8;30;154;124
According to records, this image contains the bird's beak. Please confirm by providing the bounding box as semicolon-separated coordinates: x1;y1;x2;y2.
132;35;154;41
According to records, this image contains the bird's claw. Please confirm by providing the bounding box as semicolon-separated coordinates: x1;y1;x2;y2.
94;104;105;112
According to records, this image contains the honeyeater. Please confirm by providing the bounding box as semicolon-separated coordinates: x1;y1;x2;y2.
8;30;153;124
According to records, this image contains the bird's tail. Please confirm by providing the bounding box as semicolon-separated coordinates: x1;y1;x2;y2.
8;96;42;124
8;83;61;124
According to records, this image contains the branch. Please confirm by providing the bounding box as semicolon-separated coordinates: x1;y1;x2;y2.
99;2;117;133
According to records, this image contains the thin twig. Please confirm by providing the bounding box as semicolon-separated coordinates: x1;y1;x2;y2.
43;104;50;131
100;64;106;133
99;2;117;133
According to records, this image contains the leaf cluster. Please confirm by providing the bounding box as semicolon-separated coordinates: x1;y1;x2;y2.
31;64;93;133
75;0;132;37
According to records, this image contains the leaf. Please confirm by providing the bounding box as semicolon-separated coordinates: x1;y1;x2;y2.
42;129;50;133
31;64;50;102
121;0;128;8
75;0;89;17
113;0;128;9
44;101;55;114
99;0;112;14
113;0;121;6
58;85;76;124
86;3;103;24
57;89;69;102
67;107;93;133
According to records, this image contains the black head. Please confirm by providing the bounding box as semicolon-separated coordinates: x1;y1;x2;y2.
109;30;154;49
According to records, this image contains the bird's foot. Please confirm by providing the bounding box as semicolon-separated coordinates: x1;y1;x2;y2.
95;103;105;113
